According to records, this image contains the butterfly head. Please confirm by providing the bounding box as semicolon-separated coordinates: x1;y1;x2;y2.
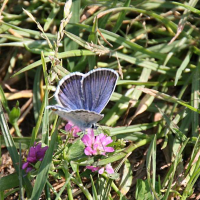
80;122;98;131
91;123;98;129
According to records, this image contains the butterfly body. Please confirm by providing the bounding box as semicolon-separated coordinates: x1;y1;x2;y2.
47;68;118;130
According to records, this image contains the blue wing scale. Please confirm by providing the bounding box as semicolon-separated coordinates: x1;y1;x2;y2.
82;69;118;113
55;73;84;110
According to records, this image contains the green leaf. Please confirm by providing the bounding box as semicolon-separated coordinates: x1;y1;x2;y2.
0;173;19;191
9;101;20;124
119;159;133;195
135;179;154;200
67;139;85;161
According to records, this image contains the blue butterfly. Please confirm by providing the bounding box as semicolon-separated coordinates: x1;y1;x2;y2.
47;68;118;130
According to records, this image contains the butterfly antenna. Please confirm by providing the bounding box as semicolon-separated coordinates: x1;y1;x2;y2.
96;125;101;134
48;94;54;100
97;124;108;135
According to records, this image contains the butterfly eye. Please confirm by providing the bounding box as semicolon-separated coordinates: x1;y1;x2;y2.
52;108;58;111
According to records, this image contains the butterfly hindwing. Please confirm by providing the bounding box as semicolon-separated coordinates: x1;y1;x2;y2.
47;105;104;130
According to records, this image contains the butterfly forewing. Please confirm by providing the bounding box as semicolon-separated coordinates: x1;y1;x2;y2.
55;73;84;110
82;69;118;113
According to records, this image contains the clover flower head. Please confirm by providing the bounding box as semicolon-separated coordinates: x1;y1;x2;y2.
86;163;114;175
86;166;99;172
22;143;48;173
81;129;114;156
65;121;81;137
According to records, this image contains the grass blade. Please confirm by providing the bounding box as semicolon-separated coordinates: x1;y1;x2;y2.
0;85;10;113
112;0;131;33
146;135;158;199
139;88;200;113
64;0;80;71
0;101;32;197
102;68;151;126
88;17;98;70
72;23;181;65
33;66;42;122
44;4;60;32
12;50;95;77
31;117;59;200
172;1;200;16
175;50;192;86
191;58;200;136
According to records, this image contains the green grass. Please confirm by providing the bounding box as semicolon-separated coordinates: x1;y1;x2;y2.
1;0;200;199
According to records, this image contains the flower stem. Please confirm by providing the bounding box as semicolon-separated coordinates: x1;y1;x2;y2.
66;183;73;200
13;122;22;137
63;161;73;200
71;177;93;200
